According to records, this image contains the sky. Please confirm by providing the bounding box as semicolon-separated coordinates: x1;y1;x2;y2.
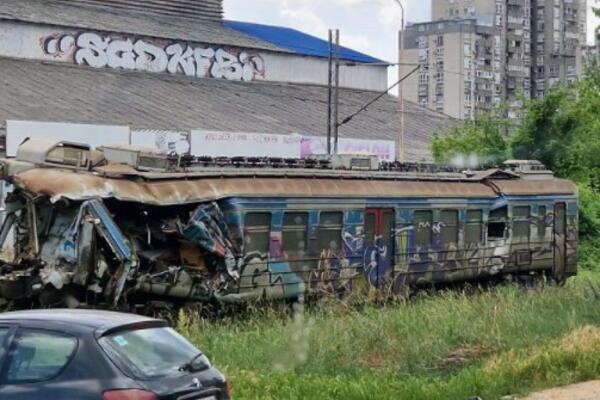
225;0;600;67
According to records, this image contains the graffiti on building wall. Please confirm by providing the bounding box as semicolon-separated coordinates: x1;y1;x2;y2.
41;32;266;82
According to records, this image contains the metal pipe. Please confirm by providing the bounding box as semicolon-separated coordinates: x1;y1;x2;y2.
393;0;405;162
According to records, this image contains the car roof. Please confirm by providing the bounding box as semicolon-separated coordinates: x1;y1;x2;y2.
0;309;162;333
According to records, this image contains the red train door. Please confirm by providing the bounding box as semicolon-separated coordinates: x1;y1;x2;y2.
364;209;395;287
553;203;567;282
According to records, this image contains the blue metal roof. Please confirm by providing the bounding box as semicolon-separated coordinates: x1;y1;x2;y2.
224;20;385;64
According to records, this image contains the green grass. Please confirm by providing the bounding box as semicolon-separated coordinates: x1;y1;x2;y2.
179;271;600;400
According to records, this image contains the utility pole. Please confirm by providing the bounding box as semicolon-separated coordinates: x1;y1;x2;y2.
333;30;340;155
394;0;405;162
327;29;341;155
327;30;333;155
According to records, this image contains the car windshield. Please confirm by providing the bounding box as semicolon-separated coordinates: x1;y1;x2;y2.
100;327;209;379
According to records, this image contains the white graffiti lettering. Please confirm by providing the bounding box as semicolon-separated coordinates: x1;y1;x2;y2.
42;32;266;82
75;33;109;68
165;43;195;76
107;38;135;70
194;47;215;78
134;40;169;73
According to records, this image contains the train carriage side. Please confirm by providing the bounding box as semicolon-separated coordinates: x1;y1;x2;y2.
219;177;578;301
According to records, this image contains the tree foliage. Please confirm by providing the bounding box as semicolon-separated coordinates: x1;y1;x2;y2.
431;110;510;166
512;67;600;189
430;65;600;241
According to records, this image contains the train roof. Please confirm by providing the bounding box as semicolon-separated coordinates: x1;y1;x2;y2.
0;138;578;205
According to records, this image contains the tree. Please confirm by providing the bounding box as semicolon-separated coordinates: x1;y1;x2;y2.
512;68;600;189
430;64;600;242
431;110;510;167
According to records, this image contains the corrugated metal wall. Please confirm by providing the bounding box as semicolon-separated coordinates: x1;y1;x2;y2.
53;0;223;21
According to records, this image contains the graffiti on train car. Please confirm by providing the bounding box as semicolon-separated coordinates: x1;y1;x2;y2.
0;139;579;312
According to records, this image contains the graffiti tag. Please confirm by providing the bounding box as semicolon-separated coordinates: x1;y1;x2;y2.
42;32;266;82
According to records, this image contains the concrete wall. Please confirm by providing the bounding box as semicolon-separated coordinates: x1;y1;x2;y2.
0;20;388;92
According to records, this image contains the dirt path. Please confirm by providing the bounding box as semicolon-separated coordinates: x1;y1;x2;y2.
522;381;600;400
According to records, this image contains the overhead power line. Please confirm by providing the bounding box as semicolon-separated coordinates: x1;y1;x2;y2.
338;65;420;128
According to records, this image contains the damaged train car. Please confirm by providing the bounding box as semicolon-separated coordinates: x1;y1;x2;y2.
0;138;578;313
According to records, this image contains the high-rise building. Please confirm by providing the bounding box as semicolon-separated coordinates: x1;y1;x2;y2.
402;19;499;120
531;0;587;97
402;0;586;120
432;0;497;21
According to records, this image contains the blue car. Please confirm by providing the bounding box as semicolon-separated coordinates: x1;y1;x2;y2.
0;310;230;400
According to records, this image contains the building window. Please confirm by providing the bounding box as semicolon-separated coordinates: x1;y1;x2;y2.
244;212;271;254
282;212;309;260
488;206;508;240
513;206;531;242
441;210;459;244
414;210;433;246
466;210;483;244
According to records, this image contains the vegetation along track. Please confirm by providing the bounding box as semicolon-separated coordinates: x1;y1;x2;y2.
178;270;600;400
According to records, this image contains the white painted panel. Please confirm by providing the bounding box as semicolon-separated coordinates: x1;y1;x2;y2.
191;130;302;158
301;136;395;161
261;52;389;91
6;120;130;156
131;129;190;154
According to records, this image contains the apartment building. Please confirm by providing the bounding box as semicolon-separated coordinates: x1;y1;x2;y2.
402;19;499;119
403;0;586;120
531;0;587;97
432;0;497;20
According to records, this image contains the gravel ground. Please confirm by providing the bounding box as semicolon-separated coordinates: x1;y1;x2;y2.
522;381;600;400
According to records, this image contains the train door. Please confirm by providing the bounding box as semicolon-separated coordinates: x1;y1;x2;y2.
553;203;567;282
364;209;395;288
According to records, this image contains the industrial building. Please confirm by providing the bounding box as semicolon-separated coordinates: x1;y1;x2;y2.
0;0;456;162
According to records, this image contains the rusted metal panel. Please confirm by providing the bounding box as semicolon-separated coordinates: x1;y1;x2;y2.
491;179;578;196
92;163;471;181
13;168;499;205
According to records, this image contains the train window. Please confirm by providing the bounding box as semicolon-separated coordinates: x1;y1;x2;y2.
488;206;507;240
244;212;271;254
381;210;394;247
513;206;531;242
513;206;530;218
365;212;376;247
414;210;432;246
465;210;483;244
537;206;547;237
441;210;459;244
282;213;309;259
317;212;343;256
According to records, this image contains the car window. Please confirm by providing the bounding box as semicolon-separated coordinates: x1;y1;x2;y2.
3;329;77;384
100;327;209;379
0;327;9;345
